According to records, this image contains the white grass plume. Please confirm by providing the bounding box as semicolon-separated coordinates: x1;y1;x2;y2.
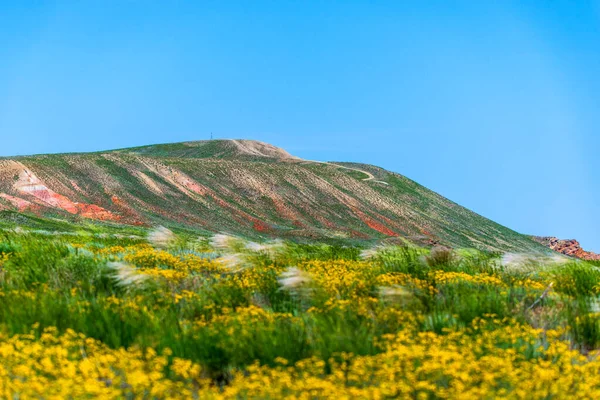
210;234;242;252
215;254;247;272
278;267;312;292
148;226;175;248
360;245;407;261
108;262;149;288
500;252;569;273
360;247;380;260
244;241;265;252
245;239;285;257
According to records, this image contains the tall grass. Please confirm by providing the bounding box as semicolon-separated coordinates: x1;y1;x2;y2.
0;230;598;384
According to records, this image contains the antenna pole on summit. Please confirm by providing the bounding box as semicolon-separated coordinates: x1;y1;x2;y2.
211;132;213;140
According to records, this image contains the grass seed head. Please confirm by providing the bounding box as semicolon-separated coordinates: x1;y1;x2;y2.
210;234;242;252
148;226;175;249
216;253;246;271
107;262;149;288
278;267;312;291
360;247;380;260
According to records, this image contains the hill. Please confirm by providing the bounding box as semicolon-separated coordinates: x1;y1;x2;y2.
0;139;547;252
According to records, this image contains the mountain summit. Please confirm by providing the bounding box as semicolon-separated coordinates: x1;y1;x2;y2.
0;139;546;252
116;139;299;160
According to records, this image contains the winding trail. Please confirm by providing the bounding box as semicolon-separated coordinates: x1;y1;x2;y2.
307;160;390;185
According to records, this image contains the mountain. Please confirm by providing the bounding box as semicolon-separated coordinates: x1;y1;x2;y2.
531;236;600;260
0;139;548;252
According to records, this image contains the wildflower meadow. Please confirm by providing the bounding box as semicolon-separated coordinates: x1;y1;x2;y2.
0;227;599;398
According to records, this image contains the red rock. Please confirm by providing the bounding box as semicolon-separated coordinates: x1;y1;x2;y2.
12;168;121;222
531;236;600;261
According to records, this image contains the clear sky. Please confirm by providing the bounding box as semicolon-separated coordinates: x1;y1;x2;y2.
1;1;598;250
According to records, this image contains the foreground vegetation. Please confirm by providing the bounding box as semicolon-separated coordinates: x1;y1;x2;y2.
0;227;599;398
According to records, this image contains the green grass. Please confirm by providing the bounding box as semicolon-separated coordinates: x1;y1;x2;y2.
0;227;597;384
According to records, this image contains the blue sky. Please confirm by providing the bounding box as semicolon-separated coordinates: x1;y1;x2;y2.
1;1;598;250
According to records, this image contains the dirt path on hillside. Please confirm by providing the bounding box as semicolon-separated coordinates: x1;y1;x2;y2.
307;160;389;185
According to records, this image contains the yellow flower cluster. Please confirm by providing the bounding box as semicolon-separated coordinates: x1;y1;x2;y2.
95;244;129;255
5;319;600;399
125;247;221;271
217;259;549;303
0;327;207;399
194;305;298;329
139;267;189;281
432;271;548;292
300;260;375;297
310;297;380;317
223;264;279;292
309;297;421;332
512;278;549;291
432;271;506;287
376;272;437;295
102;295;162;321
173;289;201;304
203;320;600;399
98;245;226;282
0;253;10;265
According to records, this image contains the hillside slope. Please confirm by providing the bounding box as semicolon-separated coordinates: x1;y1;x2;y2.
0;139;547;252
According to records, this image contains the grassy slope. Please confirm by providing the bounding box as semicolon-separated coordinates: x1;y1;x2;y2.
0;140;547;253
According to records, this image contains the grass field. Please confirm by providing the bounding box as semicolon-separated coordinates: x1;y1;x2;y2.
0;227;599;398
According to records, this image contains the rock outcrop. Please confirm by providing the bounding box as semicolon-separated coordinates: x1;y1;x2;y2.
531;236;600;261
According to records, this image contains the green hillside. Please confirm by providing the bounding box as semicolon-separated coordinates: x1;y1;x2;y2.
0;139;547;252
